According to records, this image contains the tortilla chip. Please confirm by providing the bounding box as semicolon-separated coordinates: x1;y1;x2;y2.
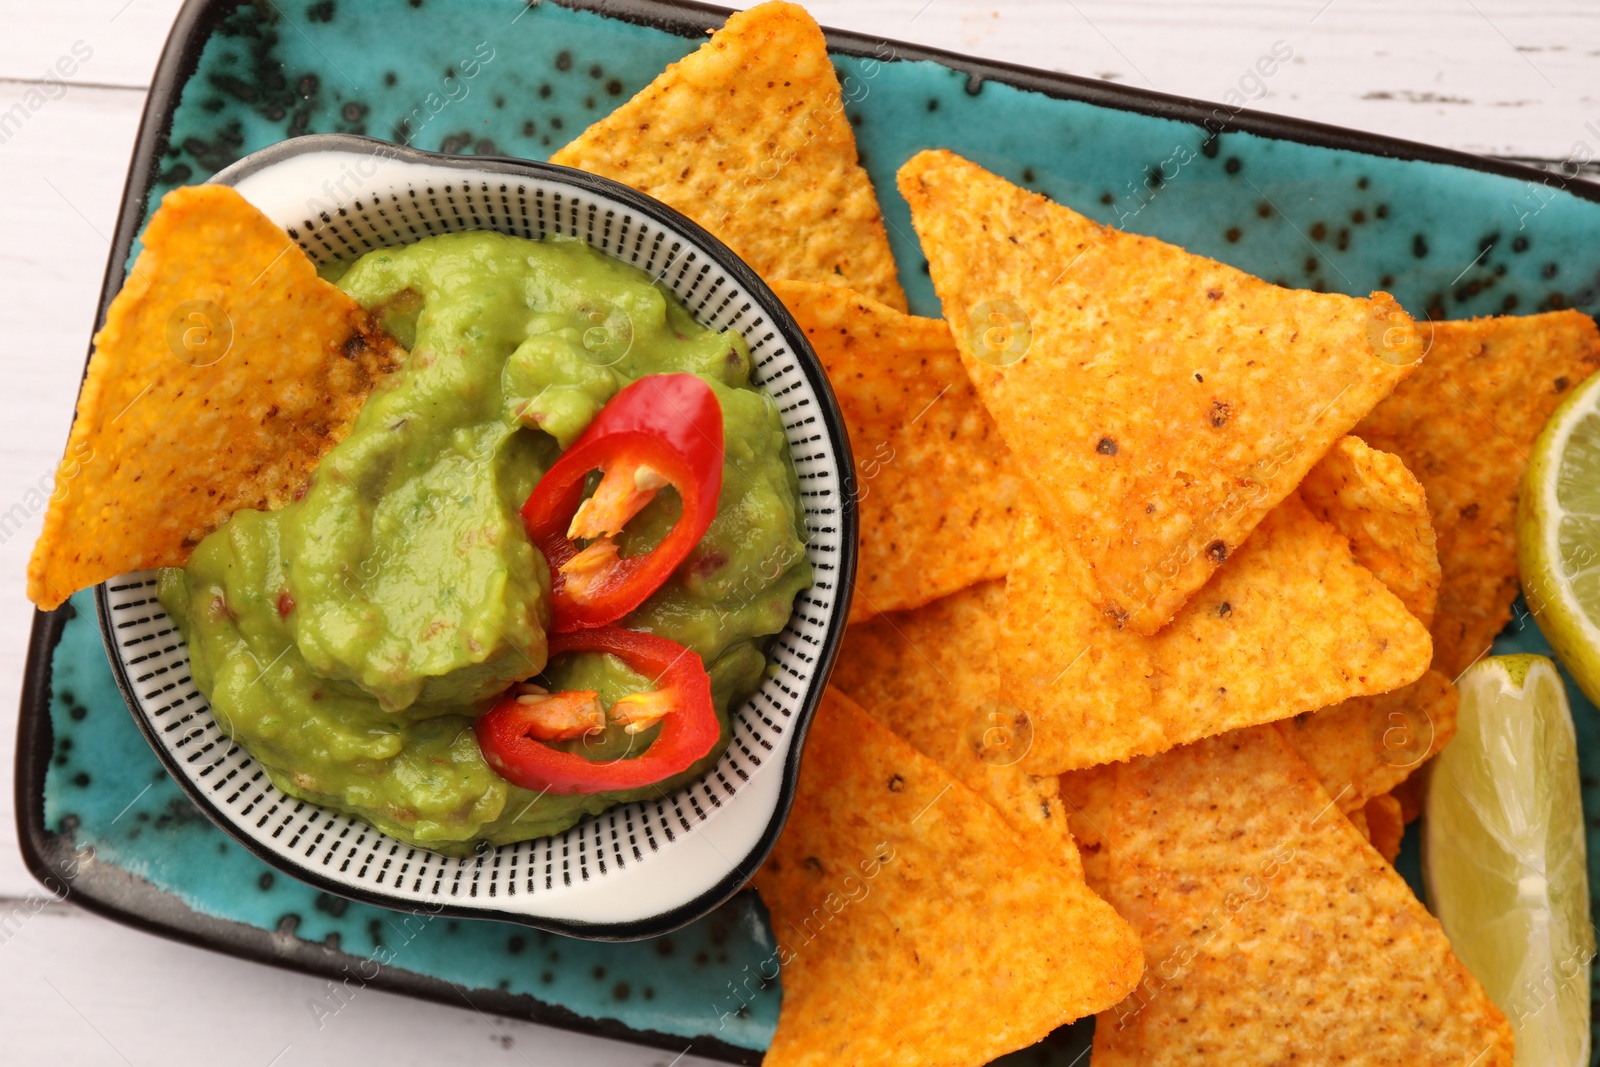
1392;771;1426;824
1285;437;1449;811
1357;310;1600;676
1278;669;1458;813
27;185;401;609
1363;792;1406;865
1003;490;1432;773
551;2;906;310
898;149;1418;635
1345;801;1371;840
1092;724;1513;1066
754;689;1141;1067
831;580;1077;873
772;280;1018;622
1300;435;1439;627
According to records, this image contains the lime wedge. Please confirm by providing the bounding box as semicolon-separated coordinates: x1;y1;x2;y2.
1520;368;1600;706
1424;655;1592;1067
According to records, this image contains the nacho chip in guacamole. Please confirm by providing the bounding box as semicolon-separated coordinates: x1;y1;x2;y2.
27;184;401;609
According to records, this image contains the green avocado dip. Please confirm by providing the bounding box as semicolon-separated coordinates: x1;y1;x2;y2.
158;232;812;854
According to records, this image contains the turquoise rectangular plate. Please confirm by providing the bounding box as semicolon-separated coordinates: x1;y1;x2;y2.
18;1;1600;1061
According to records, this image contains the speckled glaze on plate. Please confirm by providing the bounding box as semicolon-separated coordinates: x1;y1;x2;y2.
18;0;1600;1061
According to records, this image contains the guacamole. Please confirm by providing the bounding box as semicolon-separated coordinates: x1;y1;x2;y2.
158;232;811;853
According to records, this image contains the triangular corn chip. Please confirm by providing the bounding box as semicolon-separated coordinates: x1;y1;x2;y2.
1391;771;1426;824
28;185;401;608
753;688;1141;1067
772;280;1018;622
1284;435;1453;812
1357;310;1600;676
831;580;1076;870
551;2;906;310
1361;792;1406;864
1299;435;1439;627
1278;668;1458;813
898;149;1419;635
1003;490;1432;773
1092;724;1513;1066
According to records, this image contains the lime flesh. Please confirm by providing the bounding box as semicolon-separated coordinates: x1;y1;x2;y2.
1520;368;1600;708
1424;655;1592;1067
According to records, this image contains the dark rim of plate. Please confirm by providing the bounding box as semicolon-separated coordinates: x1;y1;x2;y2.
15;0;1594;1060
90;131;858;942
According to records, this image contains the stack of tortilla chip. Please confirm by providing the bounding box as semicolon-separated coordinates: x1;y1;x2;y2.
875;148;1573;1061
552;18;1544;1046
27;184;403;609
775;138;1540;1063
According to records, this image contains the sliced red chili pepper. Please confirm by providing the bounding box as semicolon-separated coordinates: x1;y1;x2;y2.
475;627;719;795
522;373;723;632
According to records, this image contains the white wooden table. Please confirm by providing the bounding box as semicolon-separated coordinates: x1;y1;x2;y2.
0;1;1594;1062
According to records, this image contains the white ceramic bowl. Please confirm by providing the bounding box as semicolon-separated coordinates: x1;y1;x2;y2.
98;134;856;939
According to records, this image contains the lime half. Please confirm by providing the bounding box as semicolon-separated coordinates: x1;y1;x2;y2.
1424;655;1592;1067
1520;367;1600;706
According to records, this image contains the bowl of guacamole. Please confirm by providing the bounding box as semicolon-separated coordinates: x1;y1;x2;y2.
100;135;857;937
